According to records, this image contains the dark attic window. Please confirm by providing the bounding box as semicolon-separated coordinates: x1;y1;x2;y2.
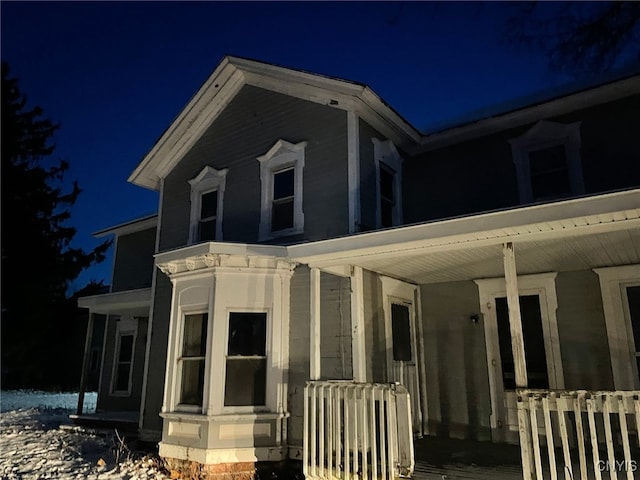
271;168;295;232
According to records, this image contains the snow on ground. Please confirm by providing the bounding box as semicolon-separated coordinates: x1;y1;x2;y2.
0;392;171;480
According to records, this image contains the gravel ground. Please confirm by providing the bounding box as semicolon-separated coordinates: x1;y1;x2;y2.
0;407;171;480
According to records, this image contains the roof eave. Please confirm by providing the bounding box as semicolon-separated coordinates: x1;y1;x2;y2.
413;75;640;154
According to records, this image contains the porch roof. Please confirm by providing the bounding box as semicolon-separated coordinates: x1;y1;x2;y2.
288;189;640;284
77;287;152;314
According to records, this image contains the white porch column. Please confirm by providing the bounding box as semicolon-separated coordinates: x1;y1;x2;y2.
350;266;367;382
503;242;534;480
310;267;321;381
503;242;528;387
76;312;95;415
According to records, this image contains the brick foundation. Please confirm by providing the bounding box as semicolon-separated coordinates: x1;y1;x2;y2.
164;459;301;480
165;458;256;480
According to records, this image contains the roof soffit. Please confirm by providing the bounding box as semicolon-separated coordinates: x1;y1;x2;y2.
128;56;420;191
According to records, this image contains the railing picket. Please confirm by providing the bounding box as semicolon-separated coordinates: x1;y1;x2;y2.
529;395;544;480
304;381;413;480
586;395;603;480
311;383;317;478
344;387;350;480
327;385;333;478
318;384;324;479
634;394;640;449
336;386;342;479
379;387;387;480
361;385;369;480
574;393;588;480
556;395;574;480
602;394;617;480
371;386;378;480
303;384;310;478
542;395;558;480
617;395;633;480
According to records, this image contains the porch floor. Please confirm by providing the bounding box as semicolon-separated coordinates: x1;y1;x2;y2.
413;436;523;480
69;410;139;432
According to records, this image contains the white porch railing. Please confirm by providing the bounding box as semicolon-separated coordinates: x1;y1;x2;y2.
304;381;414;480
517;389;640;480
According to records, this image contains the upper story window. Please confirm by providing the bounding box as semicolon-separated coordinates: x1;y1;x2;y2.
509;121;584;204
188;166;228;243
373;138;403;229
257;139;307;241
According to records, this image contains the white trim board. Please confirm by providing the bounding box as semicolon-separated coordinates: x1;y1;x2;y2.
475;273;562;439
594;264;640;390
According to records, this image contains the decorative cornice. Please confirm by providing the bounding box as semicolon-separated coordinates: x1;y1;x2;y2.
156;252;297;277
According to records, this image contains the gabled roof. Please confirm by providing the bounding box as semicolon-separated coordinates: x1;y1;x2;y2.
129;56;640;191
129;56;422;191
93;213;158;238
416;71;640;153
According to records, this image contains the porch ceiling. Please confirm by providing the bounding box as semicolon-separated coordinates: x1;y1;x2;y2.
351;228;640;284
288;190;640;285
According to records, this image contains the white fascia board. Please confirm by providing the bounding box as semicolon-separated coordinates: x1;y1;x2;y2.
154;241;288;265
78;287;152;312
243;71;420;148
128;57;242;190
93;214;158;238
287;189;640;265
413;75;640;154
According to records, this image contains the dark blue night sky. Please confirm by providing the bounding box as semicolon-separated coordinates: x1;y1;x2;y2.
1;2;595;289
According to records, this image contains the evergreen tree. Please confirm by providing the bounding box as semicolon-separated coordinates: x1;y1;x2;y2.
1;62;111;389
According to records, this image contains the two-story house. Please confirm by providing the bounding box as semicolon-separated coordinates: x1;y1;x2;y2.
77;56;640;479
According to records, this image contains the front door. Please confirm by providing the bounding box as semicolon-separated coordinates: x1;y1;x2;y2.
476;274;563;443
381;277;424;436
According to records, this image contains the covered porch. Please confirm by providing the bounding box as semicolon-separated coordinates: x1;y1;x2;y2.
290;189;640;479
75;287;151;428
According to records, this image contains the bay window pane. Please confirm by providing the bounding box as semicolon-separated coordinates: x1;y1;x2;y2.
182;313;207;357
225;312;267;407
224;358;266;406
179;313;208;406
180;359;206;406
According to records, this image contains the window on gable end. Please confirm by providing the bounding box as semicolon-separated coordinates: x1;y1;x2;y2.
509;121;584;204
372;138;403;229
188;166;228;243
199;190;218;241
257;140;307;241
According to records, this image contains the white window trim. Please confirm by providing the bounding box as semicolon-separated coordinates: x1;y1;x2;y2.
380;276;427;435
509;120;584;204
372;138;403;228
475;273;562;432
221;308;271;414
110;316;137;397
257;139;307;241
594;264;640;390
173;306;211;414
188;166;228;244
